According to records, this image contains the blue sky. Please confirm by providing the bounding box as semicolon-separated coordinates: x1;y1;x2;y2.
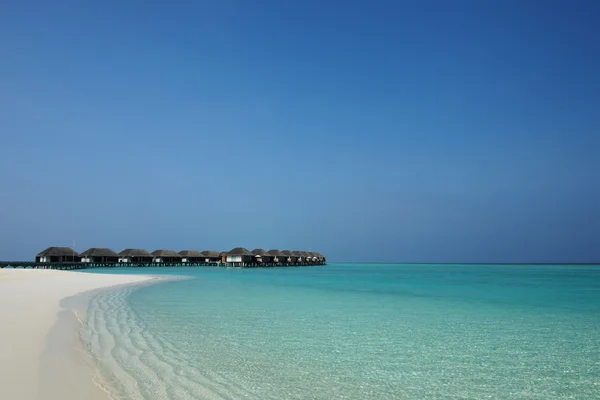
1;1;599;262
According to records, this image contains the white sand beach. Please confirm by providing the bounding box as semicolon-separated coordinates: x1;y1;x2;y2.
0;269;151;400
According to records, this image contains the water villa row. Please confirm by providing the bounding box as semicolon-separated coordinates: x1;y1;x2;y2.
0;247;327;269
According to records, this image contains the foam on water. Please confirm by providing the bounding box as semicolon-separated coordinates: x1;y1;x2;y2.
82;264;600;399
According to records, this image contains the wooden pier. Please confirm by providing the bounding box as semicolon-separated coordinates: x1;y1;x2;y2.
0;261;222;270
0;247;326;270
0;260;324;270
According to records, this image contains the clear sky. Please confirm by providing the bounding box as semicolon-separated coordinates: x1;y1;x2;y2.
1;1;599;263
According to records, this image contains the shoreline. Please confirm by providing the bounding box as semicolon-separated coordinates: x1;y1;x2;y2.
53;275;174;400
0;269;153;400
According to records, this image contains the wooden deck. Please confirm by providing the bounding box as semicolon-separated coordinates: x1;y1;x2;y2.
0;261;219;270
0;261;325;270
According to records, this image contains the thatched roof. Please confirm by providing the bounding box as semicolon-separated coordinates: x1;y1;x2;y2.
267;249;283;256
178;250;203;257
300;251;311;257
251;248;269;256
201;250;220;258
151;250;181;258
37;247;79;257
227;247;253;256
80;248;118;257
118;249;152;257
292;251;303;257
281;250;292;256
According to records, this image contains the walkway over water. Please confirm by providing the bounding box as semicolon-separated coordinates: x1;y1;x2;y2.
0;261;324;270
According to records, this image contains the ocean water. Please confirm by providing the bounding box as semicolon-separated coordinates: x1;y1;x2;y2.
81;264;600;399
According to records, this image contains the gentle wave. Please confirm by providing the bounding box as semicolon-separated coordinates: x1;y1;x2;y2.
80;265;600;399
82;281;262;400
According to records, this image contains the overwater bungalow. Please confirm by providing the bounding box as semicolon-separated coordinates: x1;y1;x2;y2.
118;249;153;264
316;252;326;263
267;249;285;265
292;251;303;265
303;251;312;264
178;250;203;264
35;247;80;263
251;249;272;265
312;252;320;263
302;252;312;264
151;250;182;263
226;247;254;267
293;251;303;264
310;252;320;263
201;250;221;264
28;246;326;269
80;248;118;263
281;250;293;264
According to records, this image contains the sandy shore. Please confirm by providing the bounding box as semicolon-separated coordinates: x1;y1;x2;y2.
0;269;151;400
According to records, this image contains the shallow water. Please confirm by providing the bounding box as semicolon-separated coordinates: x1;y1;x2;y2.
82;264;600;399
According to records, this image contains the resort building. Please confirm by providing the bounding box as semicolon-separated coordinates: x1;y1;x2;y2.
316;252;326;263
300;251;311;264
31;246;326;268
80;248;119;263
151;250;182;263
226;248;254;266
281;250;293;264
35;247;80;263
292;251;303;264
311;252;320;263
201;250;221;264
267;249;285;265
305;252;314;263
178;250;203;264
118;249;153;263
251;249;272;265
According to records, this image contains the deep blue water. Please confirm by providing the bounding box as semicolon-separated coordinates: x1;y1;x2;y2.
81;264;600;399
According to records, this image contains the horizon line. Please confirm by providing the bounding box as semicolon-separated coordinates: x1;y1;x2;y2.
330;261;600;266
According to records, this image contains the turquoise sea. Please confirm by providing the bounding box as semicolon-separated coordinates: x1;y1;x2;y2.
82;264;600;399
